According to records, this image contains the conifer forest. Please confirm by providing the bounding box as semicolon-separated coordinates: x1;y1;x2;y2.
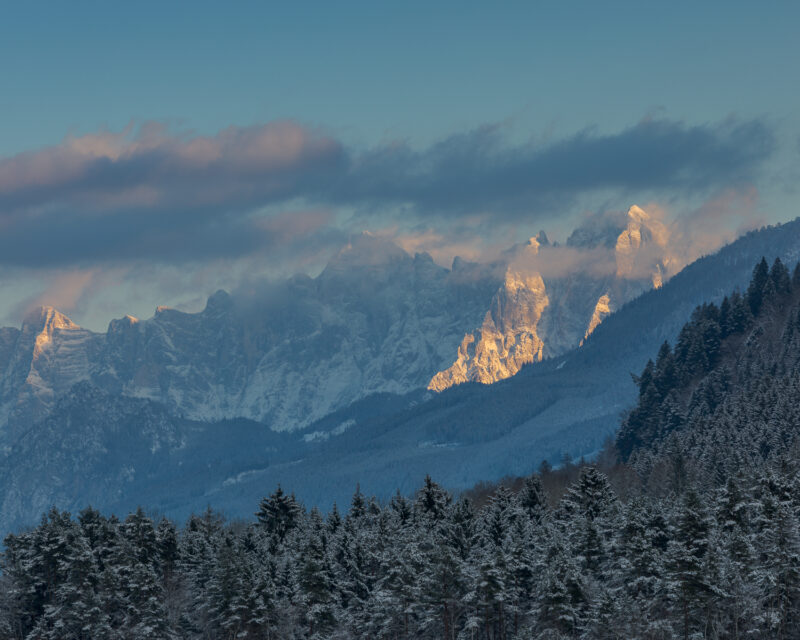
5;259;800;639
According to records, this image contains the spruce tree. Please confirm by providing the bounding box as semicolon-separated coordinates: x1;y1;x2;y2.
255;485;303;542
747;257;770;316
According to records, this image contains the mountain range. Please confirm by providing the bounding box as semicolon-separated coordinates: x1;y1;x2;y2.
1;208;798;532
0;206;667;439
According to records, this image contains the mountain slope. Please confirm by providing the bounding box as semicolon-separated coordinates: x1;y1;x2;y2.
2;217;800;532
0;209;672;437
616;256;800;490
429;205;670;390
196;219;800;513
0;233;501;437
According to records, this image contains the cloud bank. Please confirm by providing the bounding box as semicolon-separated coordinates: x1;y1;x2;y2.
0;116;775;269
333;118;773;217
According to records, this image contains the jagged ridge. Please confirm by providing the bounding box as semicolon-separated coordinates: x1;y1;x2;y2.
429;205;672;391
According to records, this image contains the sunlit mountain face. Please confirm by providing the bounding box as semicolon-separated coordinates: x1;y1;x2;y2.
3;214;800;535
429;205;675;390
3;4;800;637
0;205;682;441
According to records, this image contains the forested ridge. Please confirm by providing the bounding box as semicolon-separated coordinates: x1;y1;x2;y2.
617;256;800;481
5;259;800;638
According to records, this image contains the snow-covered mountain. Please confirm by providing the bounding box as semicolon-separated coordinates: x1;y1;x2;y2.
429;205;672;390
0;232;500;436
0;307;101;439
2;213;800;533
0;207;678;437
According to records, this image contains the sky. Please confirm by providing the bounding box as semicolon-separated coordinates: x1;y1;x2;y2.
0;1;798;330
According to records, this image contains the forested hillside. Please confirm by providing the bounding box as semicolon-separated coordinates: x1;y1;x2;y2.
617;257;800;486
4;259;800;639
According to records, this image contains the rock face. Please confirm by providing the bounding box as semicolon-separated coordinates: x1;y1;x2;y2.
0;307;101;439
428;239;549;390
0;207;674;436
0;233;500;436
2;213;799;534
429;205;672;390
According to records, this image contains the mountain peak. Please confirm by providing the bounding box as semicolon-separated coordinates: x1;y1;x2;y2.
615;205;672;281
22;306;80;334
566;211;629;249
627;204;649;222
324;232;409;270
204;289;233;313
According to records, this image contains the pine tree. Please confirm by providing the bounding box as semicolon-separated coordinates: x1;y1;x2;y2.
484;485;515;547
719;295;732;338
518;474;547;523
667;488;712;639
534;530;586;637
121;507;158;567
654;341;678;398
374;516;424;638
473;544;509;639
559;467;618;522
419;518;465;640
731;290;753;333
122;557;172;638
326;502;342;535
618;498;665;628
771;257;792;296
389;490;413;527
792;262;800;290
29;521;111;640
415;475;451;522
504;514;536;635
179;509;223;634
255;485;303;542
757;471;800;638
348;484;367;522
747;257;770;316
447;497;477;562
298;515;337;637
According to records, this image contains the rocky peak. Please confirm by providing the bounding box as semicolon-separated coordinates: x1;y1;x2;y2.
566;211;629;249
204;289;234;315
324;232;410;270
614;205;671;284
626;204;649;223
20;307;83;361
107;314;140;338
22;306;80;336
451;256;469;271
429;205;675;392
524;235;543;253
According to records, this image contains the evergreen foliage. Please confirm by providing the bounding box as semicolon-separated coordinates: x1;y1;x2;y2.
5;257;800;638
4;460;800;638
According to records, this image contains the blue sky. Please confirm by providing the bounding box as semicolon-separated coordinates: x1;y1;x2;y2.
3;2;798;152
0;1;798;328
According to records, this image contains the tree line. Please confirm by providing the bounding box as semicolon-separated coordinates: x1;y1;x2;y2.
4;257;800;639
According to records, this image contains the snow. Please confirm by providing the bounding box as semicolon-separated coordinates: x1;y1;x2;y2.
429;205;670;391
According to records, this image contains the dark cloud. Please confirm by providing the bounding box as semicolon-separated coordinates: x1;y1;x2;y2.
0;121;347;267
332;118;774;217
0;117;775;267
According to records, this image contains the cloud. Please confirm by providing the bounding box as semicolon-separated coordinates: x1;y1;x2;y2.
663;186;764;263
373;223;517;267
6;267;113;323
510;245;619;280
0;116;775;269
0;121;344;212
331;117;775;219
0;121;346;267
473;192;764;286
